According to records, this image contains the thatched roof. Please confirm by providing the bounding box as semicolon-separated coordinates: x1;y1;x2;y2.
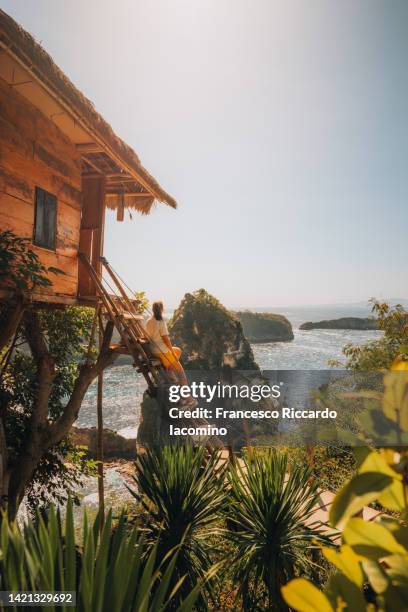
0;9;177;211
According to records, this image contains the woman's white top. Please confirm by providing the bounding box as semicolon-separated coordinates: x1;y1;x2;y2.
145;316;169;354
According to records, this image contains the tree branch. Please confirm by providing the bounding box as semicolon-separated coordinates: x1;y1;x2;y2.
0;295;27;355
47;320;116;446
24;309;56;429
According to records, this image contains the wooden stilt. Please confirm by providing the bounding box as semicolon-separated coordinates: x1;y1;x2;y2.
97;319;105;524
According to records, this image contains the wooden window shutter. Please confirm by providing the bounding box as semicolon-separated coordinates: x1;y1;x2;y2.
34;187;57;250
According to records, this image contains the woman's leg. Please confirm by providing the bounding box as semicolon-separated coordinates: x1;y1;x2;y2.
169;349;188;386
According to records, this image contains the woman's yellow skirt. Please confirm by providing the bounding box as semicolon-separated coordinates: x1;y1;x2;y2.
157;346;182;370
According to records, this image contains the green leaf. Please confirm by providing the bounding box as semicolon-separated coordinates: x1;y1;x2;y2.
343;518;406;559
281;578;333;612
64;498;76;592
47;266;66;276
330;472;393;528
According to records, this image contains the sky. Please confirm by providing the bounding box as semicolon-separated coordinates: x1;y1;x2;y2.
2;0;407;308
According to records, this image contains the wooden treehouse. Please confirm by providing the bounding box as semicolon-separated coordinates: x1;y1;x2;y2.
0;9;177;392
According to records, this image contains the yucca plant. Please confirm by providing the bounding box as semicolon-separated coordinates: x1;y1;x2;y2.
0;499;206;611
225;449;332;610
128;445;227;609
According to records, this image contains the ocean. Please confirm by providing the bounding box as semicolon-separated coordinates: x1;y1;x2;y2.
77;311;382;438
75;311;383;508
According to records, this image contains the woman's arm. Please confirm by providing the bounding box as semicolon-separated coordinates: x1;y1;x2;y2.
162;334;177;357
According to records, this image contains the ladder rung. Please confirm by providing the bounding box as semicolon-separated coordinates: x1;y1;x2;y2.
109;343;130;355
136;358;162;372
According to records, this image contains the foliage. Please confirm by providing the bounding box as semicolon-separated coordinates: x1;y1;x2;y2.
0;229;62;293
0;499;205;611
288;445;356;493
235;311;294;342
225;449;332;610
132;290;150;315
127;445;227;609
282;361;408;611
169;289;257;370
338;300;408;371
1;306;97;510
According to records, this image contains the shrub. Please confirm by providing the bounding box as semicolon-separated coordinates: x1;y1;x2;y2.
128;445;227;609
225;449;332;610
0;499;204;611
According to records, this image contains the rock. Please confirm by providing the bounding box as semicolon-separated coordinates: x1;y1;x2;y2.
235;311;294;342
137;289;278;449
299;317;378;331
137;390;224;449
70;426;136;459
168;289;258;370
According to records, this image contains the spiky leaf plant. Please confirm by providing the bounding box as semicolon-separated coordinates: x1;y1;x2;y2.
128;445;227;609
225;449;332;610
0;499;205;611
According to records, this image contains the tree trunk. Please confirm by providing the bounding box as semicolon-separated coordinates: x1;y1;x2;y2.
0;295;26;355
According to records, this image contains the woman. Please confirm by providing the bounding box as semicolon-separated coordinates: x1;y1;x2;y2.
145;301;193;397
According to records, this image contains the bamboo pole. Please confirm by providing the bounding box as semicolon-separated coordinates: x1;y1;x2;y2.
97;318;105;523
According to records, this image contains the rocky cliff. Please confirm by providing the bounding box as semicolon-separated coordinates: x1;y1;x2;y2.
71;426;136;459
300;317;378;331
168;289;258;370
235;311;294;342
137;289;278;449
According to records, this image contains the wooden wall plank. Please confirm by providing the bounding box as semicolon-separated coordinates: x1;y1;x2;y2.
0;146;81;208
0;166;35;203
0;77;82;180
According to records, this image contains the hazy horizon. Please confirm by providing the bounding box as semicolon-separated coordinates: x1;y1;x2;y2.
2;0;407;308
165;297;408;315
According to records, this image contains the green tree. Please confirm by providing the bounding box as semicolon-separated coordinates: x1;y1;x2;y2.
0;231;119;518
340;300;408;371
1;306;118;518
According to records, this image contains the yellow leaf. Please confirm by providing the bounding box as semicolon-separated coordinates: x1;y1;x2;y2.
359;450;402;480
281;578;333;612
344;518;406;559
382;370;408;431
379;448;398;466
378;479;406;512
329;472;393;529
323;545;363;587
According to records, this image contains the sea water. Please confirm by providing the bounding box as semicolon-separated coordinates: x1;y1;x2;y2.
77;328;382;437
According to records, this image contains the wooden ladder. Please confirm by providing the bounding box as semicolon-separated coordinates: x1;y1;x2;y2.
79;253;162;394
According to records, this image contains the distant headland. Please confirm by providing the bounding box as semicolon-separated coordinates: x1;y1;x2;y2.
235;311;294;342
299;317;378;331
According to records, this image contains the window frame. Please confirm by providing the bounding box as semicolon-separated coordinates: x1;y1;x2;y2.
33;186;58;251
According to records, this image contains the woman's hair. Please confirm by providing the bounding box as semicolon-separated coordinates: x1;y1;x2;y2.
152;301;164;321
